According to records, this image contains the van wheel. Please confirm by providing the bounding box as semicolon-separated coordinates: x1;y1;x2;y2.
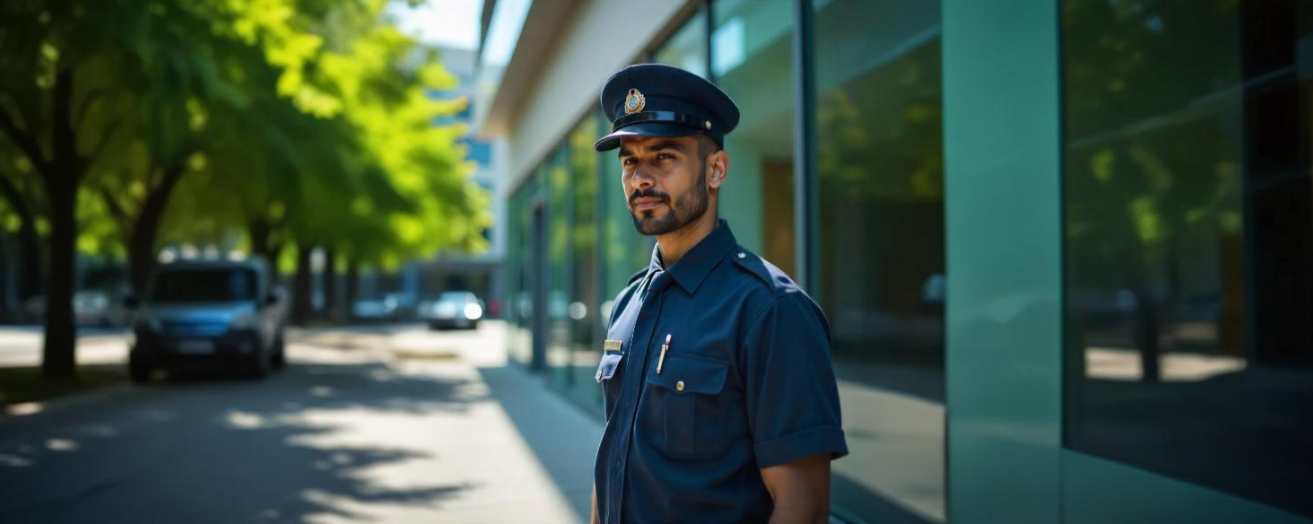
129;359;151;384
272;334;286;370
246;347;272;379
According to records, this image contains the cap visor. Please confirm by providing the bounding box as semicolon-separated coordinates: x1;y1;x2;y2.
594;122;701;151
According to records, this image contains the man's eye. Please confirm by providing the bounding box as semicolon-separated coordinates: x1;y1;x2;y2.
622;158;636;166
657;153;674;161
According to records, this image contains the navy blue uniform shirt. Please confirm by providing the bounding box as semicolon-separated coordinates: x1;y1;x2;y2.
594;220;848;523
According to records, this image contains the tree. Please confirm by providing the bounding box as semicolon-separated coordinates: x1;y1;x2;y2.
0;0;487;377
0;0;330;377
0;1;143;378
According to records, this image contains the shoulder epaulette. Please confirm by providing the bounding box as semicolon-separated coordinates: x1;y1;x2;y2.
730;248;776;289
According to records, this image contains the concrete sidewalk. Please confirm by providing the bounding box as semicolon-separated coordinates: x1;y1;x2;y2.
404;364;602;522
350;322;604;523
0;323;604;524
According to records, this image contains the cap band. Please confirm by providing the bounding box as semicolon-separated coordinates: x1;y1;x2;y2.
611;110;712;133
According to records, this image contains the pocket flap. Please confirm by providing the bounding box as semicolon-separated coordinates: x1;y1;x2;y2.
595;352;623;383
650;355;728;394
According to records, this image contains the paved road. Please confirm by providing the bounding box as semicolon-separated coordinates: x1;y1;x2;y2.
0;322;601;523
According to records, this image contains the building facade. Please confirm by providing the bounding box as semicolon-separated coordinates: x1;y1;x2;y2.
476;1;1313;522
406;45;503;306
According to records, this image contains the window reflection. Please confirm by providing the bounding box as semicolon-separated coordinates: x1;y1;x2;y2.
713;0;795;274
566;118;601;402
1062;0;1313;517
814;1;944;522
655;8;707;78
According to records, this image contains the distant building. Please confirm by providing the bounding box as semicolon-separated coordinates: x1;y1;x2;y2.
409;45;505;310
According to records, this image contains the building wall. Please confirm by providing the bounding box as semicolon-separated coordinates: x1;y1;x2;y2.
504;0;689;187
486;1;1313;523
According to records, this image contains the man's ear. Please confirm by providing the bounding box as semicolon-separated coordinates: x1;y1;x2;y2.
707;150;728;190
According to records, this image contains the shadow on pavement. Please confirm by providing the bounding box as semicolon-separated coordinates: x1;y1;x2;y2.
0;358;485;523
475;365;602;523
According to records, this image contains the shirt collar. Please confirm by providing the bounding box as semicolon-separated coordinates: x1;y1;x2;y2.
650;219;738;294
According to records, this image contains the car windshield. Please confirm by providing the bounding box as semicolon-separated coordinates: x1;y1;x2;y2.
149;268;257;303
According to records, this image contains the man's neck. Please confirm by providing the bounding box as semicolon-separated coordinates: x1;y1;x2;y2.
656;212;718;267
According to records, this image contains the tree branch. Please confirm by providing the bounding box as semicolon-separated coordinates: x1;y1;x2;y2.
76;88;111;129
0;171;32;220
87;116;127;163
0;108;49;179
96;183;128;223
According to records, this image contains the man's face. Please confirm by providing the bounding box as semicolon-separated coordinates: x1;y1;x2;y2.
618;135;713;235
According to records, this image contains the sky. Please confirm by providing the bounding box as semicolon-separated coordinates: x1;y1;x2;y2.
387;0;483;50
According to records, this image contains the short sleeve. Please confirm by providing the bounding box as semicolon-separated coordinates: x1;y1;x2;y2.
741;292;848;468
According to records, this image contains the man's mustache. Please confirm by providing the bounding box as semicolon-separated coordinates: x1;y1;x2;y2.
629;189;669;205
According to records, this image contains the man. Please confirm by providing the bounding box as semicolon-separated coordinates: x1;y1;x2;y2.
590;64;847;523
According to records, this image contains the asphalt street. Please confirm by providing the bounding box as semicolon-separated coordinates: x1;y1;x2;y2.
0;322;601;523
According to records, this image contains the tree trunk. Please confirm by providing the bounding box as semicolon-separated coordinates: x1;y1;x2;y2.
128;165;186;296
345;257;359;323
248;218;272;263
291;244;313;325
42;172;78;379
322;246;337;322
41;67;81;380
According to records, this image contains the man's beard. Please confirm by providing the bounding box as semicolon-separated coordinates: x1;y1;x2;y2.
629;171;710;236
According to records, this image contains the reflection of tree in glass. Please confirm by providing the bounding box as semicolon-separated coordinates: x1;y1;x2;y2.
816;42;943;204
569;119;598;347
815;39;944;360
1063;0;1245;358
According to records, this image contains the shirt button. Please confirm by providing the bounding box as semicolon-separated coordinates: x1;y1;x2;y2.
737;252;746;259
675;380;685;392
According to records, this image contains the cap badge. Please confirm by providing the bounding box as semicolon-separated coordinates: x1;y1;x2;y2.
624;88;646;115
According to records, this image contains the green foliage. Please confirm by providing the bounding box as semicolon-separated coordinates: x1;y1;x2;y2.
191;0;488;269
1;0;486;275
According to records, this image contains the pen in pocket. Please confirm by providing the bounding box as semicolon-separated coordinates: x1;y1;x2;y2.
657;334;670;374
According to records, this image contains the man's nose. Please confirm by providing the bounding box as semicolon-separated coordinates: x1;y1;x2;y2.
631;168;655;189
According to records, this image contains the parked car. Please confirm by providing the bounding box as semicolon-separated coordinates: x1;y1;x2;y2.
21;290;126;326
420;291;484;330
352;292;417;322
75;290;121;326
127;259;286;382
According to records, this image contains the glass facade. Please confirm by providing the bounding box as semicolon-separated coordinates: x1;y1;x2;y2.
814;0;945;521
713;0;796;271
1061;0;1313;518
501;1;1313;521
654;6;707;78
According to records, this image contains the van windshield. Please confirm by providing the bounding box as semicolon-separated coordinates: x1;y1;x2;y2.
149;268;257;303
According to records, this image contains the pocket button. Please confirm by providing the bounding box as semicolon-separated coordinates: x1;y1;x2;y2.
675;380;685;392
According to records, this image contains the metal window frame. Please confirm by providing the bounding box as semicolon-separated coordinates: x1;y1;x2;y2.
792;0;818;294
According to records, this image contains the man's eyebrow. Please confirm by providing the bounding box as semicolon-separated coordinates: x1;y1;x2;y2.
648;140;687;153
618;146;634;158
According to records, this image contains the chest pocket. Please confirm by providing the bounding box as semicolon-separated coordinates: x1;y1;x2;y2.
643;355;736;460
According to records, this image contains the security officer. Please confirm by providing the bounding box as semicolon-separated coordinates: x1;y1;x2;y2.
590;64;847;523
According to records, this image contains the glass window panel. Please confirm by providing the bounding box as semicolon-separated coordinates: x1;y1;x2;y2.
713;0;795;275
1062;1;1313;517
566;117;602;408
507;179;536;366
547;148;573;386
814;1;945;522
654;8;708;77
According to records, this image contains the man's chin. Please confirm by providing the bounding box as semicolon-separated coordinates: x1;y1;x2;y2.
633;216;680;235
